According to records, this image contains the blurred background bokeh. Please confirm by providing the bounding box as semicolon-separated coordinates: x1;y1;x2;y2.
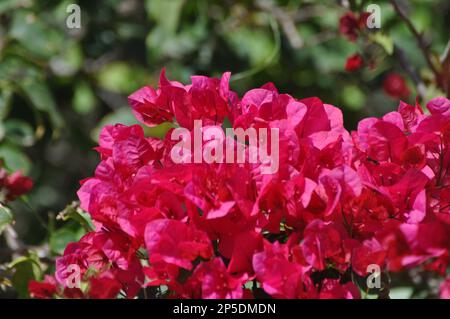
0;0;449;297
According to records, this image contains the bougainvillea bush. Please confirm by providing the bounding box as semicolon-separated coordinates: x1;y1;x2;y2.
27;70;450;299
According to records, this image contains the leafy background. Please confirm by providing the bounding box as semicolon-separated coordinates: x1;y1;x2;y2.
0;0;449;298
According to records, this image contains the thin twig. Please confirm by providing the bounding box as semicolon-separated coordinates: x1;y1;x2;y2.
393;45;427;100
231;16;281;82
292;5;327;22
256;0;303;49
307;31;338;47
390;0;440;82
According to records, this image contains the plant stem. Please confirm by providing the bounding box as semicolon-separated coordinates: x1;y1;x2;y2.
393;45;427;100
390;0;440;82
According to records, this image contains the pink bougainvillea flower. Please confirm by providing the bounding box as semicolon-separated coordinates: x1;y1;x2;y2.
228;231;263;275
129;69;237;130
299;220;346;270
127;70;175;127
144;219;213;270
253;240;314;299
344;238;386;276
55;231;143;298
426;96;450;117
440;277;450;299
189;257;248;299
28;276;58;299
318;279;360;299
88;274;122;299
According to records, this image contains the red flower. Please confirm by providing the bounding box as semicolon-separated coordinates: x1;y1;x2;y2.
426;96;450;117
29;276;57;299
253;241;313;298
127;70;175;127
345;238;386;276
228;231;263;275
339;12;360;41
345;54;364;71
299;220;346;271
383;73;410;99
339;12;367;41
318;279;360;299
144;219;213;270
55;231;143;298
189;258;248;299
128;69;237;130
0;169;33;201
88;274;122;299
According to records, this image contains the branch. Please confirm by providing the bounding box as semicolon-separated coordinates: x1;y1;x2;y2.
292;5;326;22
393;45;427;100
390;0;440;82
307;31;337;47
256;0;303;49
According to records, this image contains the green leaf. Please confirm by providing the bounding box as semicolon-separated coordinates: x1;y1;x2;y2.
73;81;97;114
0;205;13;235
146;25;206;61
225;27;275;67
0;57;64;129
341;85;366;111
9;252;42;298
9;10;65;59
146;19;207;60
19;80;64;129
0;143;31;173
424;84;446;103
0;86;13;120
0;0;32;14
50;41;84;77
0;57;40;82
97;62;150;94
144;122;175;139
389;287;413;299
370;32;394;55
411;8;431;33
145;0;185;33
4;119;35;146
91;108;173;141
57;202;94;232
49;227;84;255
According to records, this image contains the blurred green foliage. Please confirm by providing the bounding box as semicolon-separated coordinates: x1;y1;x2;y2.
0;0;449;297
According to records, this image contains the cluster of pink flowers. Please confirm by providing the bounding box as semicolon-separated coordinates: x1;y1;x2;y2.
30;71;449;299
